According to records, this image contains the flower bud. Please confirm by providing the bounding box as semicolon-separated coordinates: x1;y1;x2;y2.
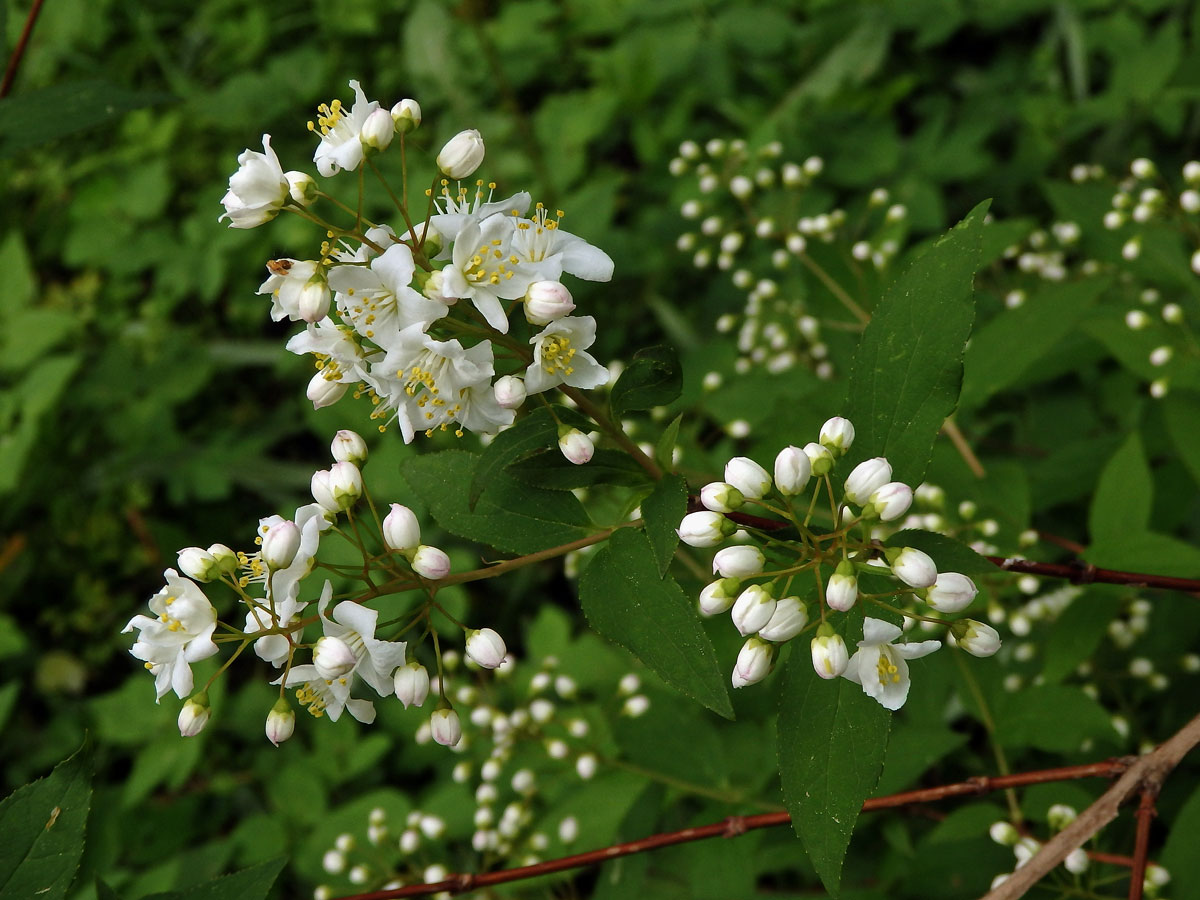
297;278;332;323
1064;848;1089;875
732;637;775;687
285;171;318;207
558;427;594;465
266;697;296;746
411;545;451;580
825;561;858;611
383;503;422;551
391;98;421;133
207;543;238;574
887;546;938;588
465;628;507;669
953;619;1002;657
430;707;463;747
493;375;527;410
989;821;1019;846
576;753;598;779
1048;804;1078;831
177;547;218;582
328;461;363;510
261;520;301;570
757;595;808;642
307;372;348;409
524;281;575;325
700;481;744;513
819;417;855;455
698;578;741;616
677;510;736;548
773;446;812;496
865;481;913;522
712;544;765;578
844;457;893;505
177;692;211;737
922;572;978;613
361;108;395;152
731;584;777;636
331;430;368;465
724;456;772;499
811;628;849;679
314;636;358;680
394;662;430;708
803;441;835;476
437;129;485;179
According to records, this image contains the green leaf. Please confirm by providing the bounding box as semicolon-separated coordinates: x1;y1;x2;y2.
1163;391;1200;487
0;81;172;157
468;406;558;509
876;724;967;796
843;202;988;487
959;278;1107;410
579;529;733;718
993;686;1116;752
778;653;890;897
1040;589;1123;684
655;412;683;472
1163;782;1200;899
0;745;92;900
1088;432;1151;545
610;345;682;420
641;474;686;576
508;448;650;490
1086;530;1200;578
883;529;997;578
402;450;593;555
141;859;285;900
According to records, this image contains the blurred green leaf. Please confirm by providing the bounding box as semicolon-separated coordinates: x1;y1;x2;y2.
1089;431;1151;544
141;858;284;900
993;686;1116;752
1041;589;1123;684
0;81;172;157
610;345;683;420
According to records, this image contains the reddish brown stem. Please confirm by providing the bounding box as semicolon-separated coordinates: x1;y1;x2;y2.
1127;788;1157;900
1;0;46;98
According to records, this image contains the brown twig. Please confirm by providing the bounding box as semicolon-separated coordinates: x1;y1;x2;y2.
1;0;46;98
983;556;1200;594
1128;787;1157;900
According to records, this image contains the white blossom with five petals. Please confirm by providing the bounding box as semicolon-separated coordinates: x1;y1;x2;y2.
123;570;219;701
842;617;941;710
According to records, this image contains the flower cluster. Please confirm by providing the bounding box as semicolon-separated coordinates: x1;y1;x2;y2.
677;416;1000;710
123;430;509;746
220;80;613;448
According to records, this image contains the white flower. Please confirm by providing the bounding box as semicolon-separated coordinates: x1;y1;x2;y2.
923;572;978;613
819;417;855;454
953;619;1002;657
261;520;301;570
712;545;765;578
731;584;777;636
311;80;382;177
437;129;486;179
394;662;430;708
286;317;375;391
844;458;892;505
757;596;808;642
524;316;609;394
219;135;289;228
811;632;849;679
732;637;775;687
440;214;547;332
724;457;772;499
317;583;408;696
557;427;595;465
889;547;938;588
383;503;422;551
314;636;359;680
842;617;941;710
773;446;811;496
677;510;733;548
700;482;744;513
425;187;531;257
280;663;376;724
123;569;219;700
361;107;395;152
510;203;615;283
431;708;463;746
465;628;507;669
328;243;448;341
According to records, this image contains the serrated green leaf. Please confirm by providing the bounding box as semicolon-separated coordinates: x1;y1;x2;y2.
141;859;284;900
508;448;650;490
843;202;988;487
0;81;172;157
468;406;558;509
641;474;686;576
0;745;92;900
883;529;997;578
402;450;593;555
778;655;890;897
1088;432;1151;545
655;412;683;472
610;345;682;420
579;529;733;718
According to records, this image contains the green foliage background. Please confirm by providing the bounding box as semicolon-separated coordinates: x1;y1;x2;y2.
4;0;1200;897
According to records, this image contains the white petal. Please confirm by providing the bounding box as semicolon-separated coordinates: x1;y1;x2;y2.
861;617;903;645
893;639;942;660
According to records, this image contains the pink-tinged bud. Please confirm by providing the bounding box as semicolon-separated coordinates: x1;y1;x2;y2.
430;707;462;747
811;630;849;679
261;520;301;569
177;547;218;582
953;619;1001;657
923;572;978;613
773;446;812;495
558;427;594;465
700;481;744;512
361;107;395;152
698;578;741;616
888;546;938;588
411;545;451;579
819;416;855;455
826;562;858;612
757;595;808;642
328;461;363;510
465;628;507;669
803;441;834;476
712;544;765;578
724;456;772;499
524;281;575;325
383;503;422;551
314;636;358;680
307;372;348;409
731;584;777;636
297;279;331;323
732;637;775;687
177;692;211;737
437;129;485;179
391;98;421;133
331;429;368;465
677;510;735;548
285;171;318;207
394;662;430;708
493;375;527;410
266;698;296;746
866;481;913;522
844;457;892;505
